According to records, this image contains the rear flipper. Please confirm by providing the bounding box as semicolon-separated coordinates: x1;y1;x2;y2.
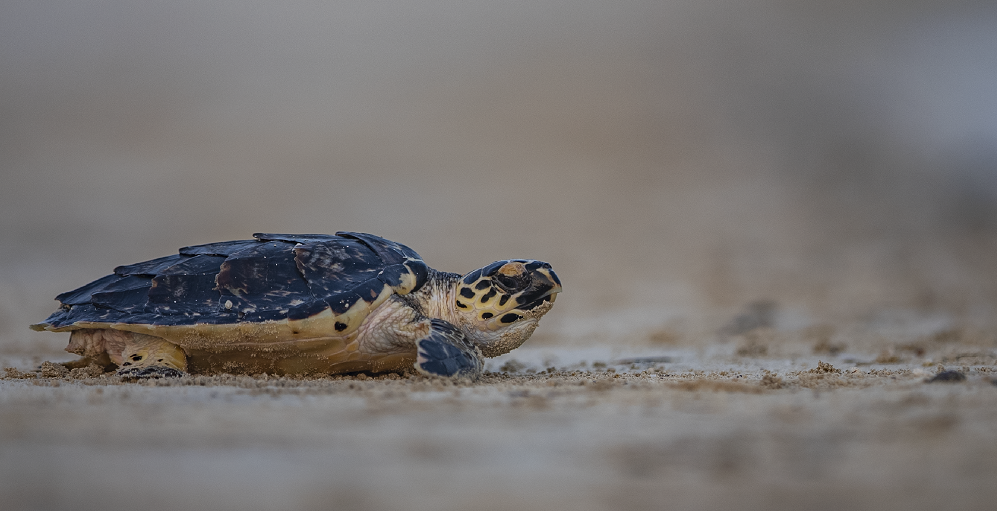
62;329;188;379
115;334;189;379
415;319;483;379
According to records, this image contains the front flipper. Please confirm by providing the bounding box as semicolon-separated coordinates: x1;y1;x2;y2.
415;319;483;379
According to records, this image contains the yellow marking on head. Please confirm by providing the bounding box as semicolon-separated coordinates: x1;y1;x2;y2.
497;262;526;276
455;278;521;332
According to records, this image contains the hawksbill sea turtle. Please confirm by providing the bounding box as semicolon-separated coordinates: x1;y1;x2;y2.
31;232;561;379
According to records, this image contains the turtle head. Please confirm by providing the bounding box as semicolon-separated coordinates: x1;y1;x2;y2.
453;260;561;357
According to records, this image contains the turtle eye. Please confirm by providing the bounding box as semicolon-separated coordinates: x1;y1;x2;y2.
492;262;531;292
494;271;528;292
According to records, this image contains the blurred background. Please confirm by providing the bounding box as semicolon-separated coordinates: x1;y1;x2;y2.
2;0;996;353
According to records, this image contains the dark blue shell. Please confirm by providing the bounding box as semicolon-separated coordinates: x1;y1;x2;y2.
37;232;429;328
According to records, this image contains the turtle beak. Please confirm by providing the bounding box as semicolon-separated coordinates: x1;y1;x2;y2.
535;267;562;299
515;264;561;309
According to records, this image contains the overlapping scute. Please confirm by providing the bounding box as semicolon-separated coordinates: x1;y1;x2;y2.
32;232;428;331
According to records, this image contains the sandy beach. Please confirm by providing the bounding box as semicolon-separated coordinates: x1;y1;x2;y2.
3;341;997;511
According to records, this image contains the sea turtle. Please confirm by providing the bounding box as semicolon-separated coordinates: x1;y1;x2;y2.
31;232;561;379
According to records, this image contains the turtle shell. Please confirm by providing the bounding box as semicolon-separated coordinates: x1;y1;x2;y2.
31;232;429;348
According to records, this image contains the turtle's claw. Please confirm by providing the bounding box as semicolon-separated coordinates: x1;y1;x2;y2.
116;366;186;379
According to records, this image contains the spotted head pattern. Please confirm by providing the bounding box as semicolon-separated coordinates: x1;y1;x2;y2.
455;259;560;333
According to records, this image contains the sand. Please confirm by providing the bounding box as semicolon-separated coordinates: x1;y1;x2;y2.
3;336;996;511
